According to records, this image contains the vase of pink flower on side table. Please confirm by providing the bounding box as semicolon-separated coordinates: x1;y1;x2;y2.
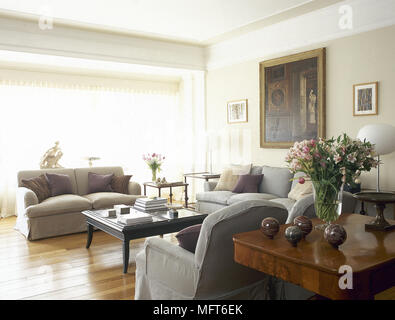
285;134;379;230
143;153;165;182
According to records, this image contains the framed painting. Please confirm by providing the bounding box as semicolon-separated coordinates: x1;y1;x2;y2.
259;48;326;148
353;82;378;116
227;99;248;124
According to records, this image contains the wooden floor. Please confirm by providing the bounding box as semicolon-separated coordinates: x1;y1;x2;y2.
1;216;394;300
0;216;177;300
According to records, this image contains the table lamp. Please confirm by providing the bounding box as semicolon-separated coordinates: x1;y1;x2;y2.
357;123;395;192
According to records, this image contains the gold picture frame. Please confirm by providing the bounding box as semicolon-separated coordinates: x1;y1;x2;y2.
259;48;326;148
227;99;248;124
353;82;378;116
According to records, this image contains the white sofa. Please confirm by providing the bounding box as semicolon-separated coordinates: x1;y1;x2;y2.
196;165;357;223
15;166;142;240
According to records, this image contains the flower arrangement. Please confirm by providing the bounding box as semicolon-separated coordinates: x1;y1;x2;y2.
143;153;165;182
285;134;378;226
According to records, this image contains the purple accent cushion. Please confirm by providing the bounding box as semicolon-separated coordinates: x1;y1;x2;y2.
45;173;73;197
232;174;264;193
175;224;202;253
88;172;114;193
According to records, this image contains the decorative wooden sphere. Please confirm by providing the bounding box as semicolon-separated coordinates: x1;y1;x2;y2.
324;224;347;249
293;216;313;238
284;226;303;247
260;217;280;239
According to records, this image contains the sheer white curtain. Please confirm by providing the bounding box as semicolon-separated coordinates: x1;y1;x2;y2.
0;82;191;218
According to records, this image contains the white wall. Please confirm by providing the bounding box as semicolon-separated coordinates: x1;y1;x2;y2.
206;25;395;193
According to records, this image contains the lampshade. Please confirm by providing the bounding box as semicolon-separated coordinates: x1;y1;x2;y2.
357;123;395;155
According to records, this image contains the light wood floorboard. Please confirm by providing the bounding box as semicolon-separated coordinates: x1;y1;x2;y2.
0;216;176;300
0;216;394;300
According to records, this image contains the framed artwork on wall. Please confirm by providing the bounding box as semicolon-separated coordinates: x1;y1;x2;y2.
353;82;378;116
259;48;326;148
227;99;248;124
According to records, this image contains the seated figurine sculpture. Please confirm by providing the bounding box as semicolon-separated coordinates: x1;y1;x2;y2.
40;141;64;169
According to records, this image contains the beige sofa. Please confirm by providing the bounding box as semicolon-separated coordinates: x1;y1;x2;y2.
15;166;142;240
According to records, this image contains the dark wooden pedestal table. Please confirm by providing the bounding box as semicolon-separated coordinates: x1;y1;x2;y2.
233;214;395;300
82;209;207;273
353;192;395;231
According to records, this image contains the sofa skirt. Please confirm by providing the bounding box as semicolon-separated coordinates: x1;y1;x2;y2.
15;211;87;240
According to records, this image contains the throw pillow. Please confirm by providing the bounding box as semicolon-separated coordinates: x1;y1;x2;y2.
21;174;51;203
176;224;202;253
214;163;252;191
87;172;114;194
111;175;132;194
45;173;73;197
288;180;313;201
232;174;264;193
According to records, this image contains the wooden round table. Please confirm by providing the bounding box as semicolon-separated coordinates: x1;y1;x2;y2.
353;192;395;231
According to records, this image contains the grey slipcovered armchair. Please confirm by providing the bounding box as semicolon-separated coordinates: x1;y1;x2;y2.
135;200;314;300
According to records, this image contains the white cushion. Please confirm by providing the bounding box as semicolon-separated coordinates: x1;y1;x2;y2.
196;191;235;205
83;192;141;209
269;198;296;212
214;163;252;191
288;180;313;201
227;193;277;205
25;194;92;218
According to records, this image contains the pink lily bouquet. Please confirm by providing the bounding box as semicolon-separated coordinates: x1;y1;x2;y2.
143;153;165;182
285;134;378;226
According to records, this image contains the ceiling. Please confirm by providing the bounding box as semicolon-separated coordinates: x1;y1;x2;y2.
0;0;342;45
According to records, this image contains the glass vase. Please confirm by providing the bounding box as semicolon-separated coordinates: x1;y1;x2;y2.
151;169;157;182
312;180;343;230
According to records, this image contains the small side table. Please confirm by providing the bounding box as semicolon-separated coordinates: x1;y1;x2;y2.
143;181;189;208
183;172;220;209
353;192;395;231
183;172;220;183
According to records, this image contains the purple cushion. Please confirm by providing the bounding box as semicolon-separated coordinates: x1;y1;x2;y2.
45;173;73;196
232;174;264;193
88;172;114;193
175;224;202;253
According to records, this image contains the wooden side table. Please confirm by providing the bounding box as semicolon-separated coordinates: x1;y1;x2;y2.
143;181;189;208
233;214;395;300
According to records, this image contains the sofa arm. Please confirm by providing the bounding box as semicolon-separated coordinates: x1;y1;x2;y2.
16;187;38;215
286;194;315;224
203;181;217;192
141;237;197;297
128;181;141;195
286;191;358;224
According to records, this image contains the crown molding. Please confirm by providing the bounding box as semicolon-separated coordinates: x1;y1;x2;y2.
202;0;343;45
206;0;395;70
0;13;206;71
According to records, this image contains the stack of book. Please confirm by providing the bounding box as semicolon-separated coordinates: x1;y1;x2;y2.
134;197;168;212
116;211;153;225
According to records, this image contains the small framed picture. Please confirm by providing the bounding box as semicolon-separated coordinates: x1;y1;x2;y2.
353;82;378;116
227;99;248;124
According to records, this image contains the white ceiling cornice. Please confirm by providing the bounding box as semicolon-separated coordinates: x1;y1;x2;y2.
0;0;394;73
0;13;206;71
206;0;395;70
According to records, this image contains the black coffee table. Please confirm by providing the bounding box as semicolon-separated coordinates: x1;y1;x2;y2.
82;208;207;273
